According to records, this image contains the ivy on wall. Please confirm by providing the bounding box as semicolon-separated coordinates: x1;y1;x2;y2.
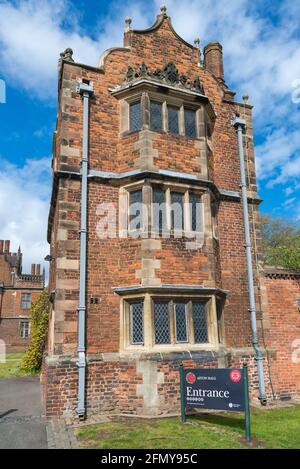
21;290;49;374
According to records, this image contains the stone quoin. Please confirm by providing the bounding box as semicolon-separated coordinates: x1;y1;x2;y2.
43;6;300;420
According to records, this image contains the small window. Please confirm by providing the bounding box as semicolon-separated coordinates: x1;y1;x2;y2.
190;193;202;232
150;101;162;131
20;320;29;339
21;293;31;309
168;105;179;135
130;101;142;132
185;109;196;138
192;302;208;343
129;189;143;230
154;301;170;344
152;186;166;233
170;192;184;231
174;302;188;343
130;302;144;345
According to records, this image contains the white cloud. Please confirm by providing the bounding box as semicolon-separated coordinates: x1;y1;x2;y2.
0;157;51;275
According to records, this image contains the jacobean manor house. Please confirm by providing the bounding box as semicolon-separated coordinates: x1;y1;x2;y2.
44;7;300;419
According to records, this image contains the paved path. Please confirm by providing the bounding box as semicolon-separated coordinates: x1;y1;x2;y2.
0;376;47;449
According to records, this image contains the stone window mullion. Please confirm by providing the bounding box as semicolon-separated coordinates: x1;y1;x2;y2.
141;91;150;130
179;104;185;136
169;300;175;344
144;293;152;348
183;190;190;233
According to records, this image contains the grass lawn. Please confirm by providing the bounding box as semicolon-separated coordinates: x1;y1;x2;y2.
75;405;300;449
0;352;28;378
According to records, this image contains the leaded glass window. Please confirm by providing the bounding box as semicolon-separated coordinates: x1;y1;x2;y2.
192;302;208;343
168;105;179;134
185;109;196;138
171;192;184;231
190;193;202;232
152;186;166;233
129;189;142;230
130;302;144;345
130;101;142;132
154;301;170;344
150;101;162;132
174;302;188;343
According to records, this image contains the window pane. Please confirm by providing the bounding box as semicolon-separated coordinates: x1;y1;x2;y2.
154;302;170;344
190;193;202;232
130;302;144;345
168;105;179;134
20;321;29;338
150;101;162;131
130;101;141;132
192;302;208;343
21;293;31;309
171;192;184;231
185;109;196;138
152;187;166;233
174;303;188;342
129;190;142;230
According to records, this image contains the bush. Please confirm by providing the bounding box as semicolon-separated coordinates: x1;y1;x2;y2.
21;290;49;374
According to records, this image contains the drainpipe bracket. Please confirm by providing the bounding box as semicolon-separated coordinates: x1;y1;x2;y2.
231;115;246;128
76;81;94;96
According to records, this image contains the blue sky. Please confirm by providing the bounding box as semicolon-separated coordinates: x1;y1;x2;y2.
0;0;300;271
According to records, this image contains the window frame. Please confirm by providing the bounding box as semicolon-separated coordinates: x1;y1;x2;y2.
119;89;208;140
120;293;221;352
19;320;30;339
21;293;31;310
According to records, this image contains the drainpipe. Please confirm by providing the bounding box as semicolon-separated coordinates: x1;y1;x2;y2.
76;80;94;419
232;115;267;405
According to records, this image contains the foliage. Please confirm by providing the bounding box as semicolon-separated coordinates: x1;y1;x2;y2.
20;290;49;374
261;214;300;269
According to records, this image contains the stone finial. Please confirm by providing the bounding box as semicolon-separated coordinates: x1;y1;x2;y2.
194;37;200;49
60;48;74;62
125;16;132;32
160;5;167;15
242;93;249;105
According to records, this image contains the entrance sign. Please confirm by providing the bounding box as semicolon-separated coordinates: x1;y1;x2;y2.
179;364;251;443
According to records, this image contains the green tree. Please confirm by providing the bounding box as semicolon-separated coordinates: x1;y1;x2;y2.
21;290;49;374
261;214;300;269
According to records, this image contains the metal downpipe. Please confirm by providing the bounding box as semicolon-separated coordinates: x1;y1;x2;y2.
232;115;267;405
76;81;94;419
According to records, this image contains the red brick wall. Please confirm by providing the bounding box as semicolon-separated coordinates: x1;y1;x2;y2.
266;274;300;398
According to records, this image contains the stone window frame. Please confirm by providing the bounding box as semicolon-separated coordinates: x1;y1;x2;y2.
120;292;220;353
21;292;31;309
19;319;30;339
119;179;205;241
120;88;206;139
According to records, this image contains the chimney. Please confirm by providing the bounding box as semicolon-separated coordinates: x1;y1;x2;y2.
204;42;224;82
0;240;3;253
4;240;10;253
31;264;36;275
36;264;41;275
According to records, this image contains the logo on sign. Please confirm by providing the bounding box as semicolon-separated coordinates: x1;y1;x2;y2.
186;372;196;384
230;370;241;383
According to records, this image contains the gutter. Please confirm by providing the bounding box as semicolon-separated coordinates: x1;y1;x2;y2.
76;80;94;419
232;115;267;405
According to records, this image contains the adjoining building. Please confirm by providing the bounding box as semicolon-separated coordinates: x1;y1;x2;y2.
0;240;45;352
44;7;300;420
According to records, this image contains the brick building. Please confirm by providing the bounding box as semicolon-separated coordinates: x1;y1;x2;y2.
0;240;45;352
44;7;300;419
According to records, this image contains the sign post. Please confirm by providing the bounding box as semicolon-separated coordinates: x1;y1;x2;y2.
243;363;251;443
180;365;251;443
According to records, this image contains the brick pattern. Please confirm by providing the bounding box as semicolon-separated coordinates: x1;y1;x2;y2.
44;11;300;419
